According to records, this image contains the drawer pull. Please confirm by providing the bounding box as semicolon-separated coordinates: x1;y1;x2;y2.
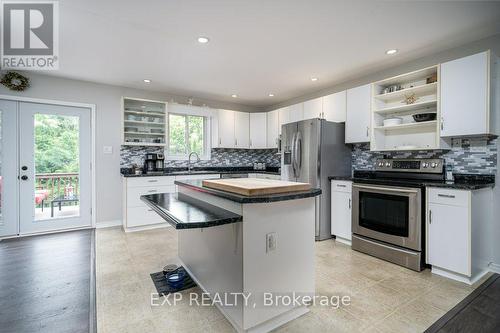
147;209;153;212
438;194;455;198
348;199;351;209
148;180;158;183
148;190;157;193
336;184;346;188
429;210;432;224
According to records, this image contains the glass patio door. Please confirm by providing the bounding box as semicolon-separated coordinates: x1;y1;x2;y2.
18;102;92;234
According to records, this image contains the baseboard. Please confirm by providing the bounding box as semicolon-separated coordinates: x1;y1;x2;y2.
489;262;500;274
95;220;122;229
122;223;171;233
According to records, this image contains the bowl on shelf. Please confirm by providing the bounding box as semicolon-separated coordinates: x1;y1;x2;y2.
383;117;403;127
412;113;436;122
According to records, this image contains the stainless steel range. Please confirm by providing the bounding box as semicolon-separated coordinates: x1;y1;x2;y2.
351;158;444;271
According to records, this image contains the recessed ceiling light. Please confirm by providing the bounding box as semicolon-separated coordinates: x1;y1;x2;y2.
386;49;398;55
231;94;238;98
143;79;151;83
197;36;210;44
268;93;275;97
311;77;318;82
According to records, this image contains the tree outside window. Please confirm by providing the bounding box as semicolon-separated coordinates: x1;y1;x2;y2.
168;114;206;158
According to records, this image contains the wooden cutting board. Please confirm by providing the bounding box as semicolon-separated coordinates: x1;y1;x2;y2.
202;178;311;196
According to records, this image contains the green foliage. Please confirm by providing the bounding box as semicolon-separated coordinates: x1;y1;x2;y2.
168;114;204;157
34;114;79;173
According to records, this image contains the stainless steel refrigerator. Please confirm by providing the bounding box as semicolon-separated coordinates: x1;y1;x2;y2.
281;118;352;241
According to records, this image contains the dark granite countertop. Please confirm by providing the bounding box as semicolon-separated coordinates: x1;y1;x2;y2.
121;166;280;178
328;176;353;181
175;179;322;203
141;192;242;229
424;174;495;190
328;174;494;190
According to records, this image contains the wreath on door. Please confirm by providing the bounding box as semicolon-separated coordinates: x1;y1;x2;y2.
1;71;30;91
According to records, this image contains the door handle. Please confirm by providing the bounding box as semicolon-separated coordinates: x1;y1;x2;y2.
437;194;455;198
21;175;28;181
429;210;432;224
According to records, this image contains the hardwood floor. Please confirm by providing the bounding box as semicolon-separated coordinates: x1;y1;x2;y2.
0;229;95;333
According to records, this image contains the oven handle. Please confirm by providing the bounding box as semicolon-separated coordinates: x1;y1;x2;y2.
353;184;419;194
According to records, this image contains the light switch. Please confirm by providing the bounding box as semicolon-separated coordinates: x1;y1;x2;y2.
266;232;277;253
103;146;113;154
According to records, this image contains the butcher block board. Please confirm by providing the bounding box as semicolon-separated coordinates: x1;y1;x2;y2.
202;178;311;196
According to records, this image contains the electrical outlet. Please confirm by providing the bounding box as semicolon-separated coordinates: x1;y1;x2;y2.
103;146;113;154
266;232;277;253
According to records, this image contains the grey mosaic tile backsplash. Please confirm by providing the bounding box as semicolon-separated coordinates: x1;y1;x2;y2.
120;146;280;168
121;136;497;175
352;137;497;174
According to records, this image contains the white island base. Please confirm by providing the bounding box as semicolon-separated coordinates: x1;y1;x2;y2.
177;186;316;333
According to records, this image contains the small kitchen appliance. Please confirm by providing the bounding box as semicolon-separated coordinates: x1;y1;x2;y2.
144;153;164;174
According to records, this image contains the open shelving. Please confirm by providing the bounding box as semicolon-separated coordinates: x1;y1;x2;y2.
370;65;447;151
122;98;167;146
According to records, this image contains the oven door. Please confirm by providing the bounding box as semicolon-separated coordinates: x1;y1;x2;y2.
352;183;421;251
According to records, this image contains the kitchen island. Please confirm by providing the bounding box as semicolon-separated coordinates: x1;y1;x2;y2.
141;179;321;333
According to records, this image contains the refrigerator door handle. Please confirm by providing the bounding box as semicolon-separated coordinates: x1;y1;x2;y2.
291;132;297;178
295;131;302;178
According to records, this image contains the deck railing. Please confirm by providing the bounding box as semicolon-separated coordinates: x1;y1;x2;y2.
35;173;79;207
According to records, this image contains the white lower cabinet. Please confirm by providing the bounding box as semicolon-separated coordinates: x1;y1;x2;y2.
426;187;493;284
331;180;352;245
123;174;220;231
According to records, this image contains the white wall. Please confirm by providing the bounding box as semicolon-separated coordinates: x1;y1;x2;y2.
0;75;253;225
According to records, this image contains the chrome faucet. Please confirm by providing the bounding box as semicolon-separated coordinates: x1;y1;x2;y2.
188;151;200;172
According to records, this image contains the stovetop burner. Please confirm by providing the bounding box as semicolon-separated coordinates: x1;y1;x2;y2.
353;158;446;188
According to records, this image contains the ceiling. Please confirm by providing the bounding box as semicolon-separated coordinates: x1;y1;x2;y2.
48;0;500;108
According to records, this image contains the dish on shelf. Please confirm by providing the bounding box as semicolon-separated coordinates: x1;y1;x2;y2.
150;128;164;134
383;118;403;127
413;113;437;122
124;127;138;132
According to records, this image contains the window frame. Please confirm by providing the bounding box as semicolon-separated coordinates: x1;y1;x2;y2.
166;112;211;161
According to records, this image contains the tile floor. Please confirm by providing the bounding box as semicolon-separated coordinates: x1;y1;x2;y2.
96;227;487;333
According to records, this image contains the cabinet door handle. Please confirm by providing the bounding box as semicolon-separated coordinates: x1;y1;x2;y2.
235;139;238;146
429;210;432;224
148;180;158;183
250;139;252;147
440;117;444;131
219;138;221;145
148;190;157;193
438;194;455;198
337;184;346;188
366;126;369;137
348;199;351;209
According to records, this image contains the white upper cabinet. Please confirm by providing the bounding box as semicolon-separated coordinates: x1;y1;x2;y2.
288;103;304;123
440;51;497;137
278;106;291;130
217;109;235;148
266;109;280;148
323;91;346;122
303;97;323;120
234;111;250;148
249;113;267;149
346;84;371;143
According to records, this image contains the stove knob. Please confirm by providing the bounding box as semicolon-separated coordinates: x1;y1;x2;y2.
431;162;437;168
422;162;428;168
385;162;391;167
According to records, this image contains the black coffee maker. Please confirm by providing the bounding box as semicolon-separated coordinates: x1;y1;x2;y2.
144;153;165;173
